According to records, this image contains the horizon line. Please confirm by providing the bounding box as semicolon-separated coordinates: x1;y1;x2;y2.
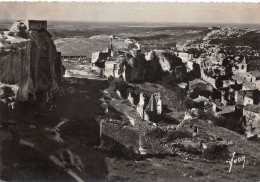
1;19;260;26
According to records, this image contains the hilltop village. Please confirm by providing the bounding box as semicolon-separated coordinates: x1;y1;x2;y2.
89;29;260;160
1;20;260;181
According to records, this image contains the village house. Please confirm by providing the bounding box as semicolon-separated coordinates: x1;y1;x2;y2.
235;90;260;106
174;51;194;63
232;70;260;90
247;70;260;90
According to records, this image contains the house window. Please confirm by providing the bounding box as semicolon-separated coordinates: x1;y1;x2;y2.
251;78;253;82
241;65;244;70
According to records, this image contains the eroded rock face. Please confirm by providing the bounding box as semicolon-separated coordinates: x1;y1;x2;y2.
121;50;186;83
0;20;62;102
130;54;162;82
9;20;28;39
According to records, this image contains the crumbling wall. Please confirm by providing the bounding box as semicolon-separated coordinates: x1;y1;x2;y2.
145;93;162;115
104;61;117;78
27;20;47;31
100;121;140;154
91;52;100;64
137;93;146;120
128;92;135;105
201;70;216;88
0;20;62;102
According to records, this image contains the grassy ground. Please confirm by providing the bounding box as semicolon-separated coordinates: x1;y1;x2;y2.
106;151;260;182
54;37;110;57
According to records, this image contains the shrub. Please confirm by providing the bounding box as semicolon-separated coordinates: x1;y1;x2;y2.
184;145;201;155
166;130;192;142
184;99;204;110
146;127;166;139
195;171;204;176
202;144;229;160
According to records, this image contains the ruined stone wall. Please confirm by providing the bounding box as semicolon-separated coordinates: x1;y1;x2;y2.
201;70;216;88
100;121;140;154
104;61;116;78
145;93;162;115
137;93;146;120
91;52;100;64
140;132;174;155
0;20;62;102
26;20;47;31
0;41;34;101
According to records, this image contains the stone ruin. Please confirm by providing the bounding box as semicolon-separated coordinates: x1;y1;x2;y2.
137;93;149;121
0;20;64;160
146;92;162;115
0;20;63;103
127;91;163;122
115;87;163;122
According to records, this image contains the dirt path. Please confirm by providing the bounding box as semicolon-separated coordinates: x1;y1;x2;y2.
1;77;109;182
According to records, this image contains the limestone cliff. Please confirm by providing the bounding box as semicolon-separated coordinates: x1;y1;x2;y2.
0;20;62;102
123;50;186;83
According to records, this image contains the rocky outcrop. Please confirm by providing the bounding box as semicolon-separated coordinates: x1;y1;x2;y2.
0;20;63;102
99;36;187;83
129;53;162;82
123;50;186;83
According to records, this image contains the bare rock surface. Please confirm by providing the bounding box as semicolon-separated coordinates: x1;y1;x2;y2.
0;20;62;102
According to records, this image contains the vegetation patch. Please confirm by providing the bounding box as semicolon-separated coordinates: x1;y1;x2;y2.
166;130;192;142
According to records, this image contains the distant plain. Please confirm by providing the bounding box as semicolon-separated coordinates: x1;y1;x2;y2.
1;20;260;58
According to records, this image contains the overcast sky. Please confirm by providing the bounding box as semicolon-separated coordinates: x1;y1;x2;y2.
0;2;260;24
